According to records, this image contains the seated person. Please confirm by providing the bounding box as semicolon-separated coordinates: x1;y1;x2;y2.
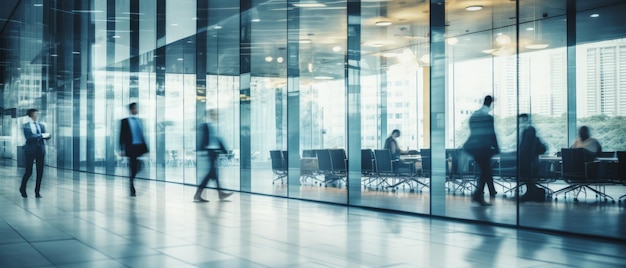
571;126;602;160
383;129;415;173
384;129;408;160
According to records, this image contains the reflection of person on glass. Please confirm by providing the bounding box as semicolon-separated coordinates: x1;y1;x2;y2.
384;129;409;160
463;95;499;206
518;114;547;202
571;126;602;160
119;103;149;197
20;109;51;198
194;109;233;202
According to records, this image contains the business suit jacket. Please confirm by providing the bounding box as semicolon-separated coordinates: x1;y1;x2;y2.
23;122;47;153
197;122;226;153
119;117;148;157
463;107;499;156
519;126;546;178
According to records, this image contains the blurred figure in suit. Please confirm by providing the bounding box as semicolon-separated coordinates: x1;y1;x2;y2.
571;126;602;160
20;109;51;198
518;114;547;202
463;95;499;206
119;103;148;197
194;109;233;202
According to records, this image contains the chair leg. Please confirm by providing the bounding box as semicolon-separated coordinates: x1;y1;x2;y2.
582;185;615;202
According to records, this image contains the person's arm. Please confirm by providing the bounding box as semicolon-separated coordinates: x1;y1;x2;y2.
23;123;42;142
489;116;500;153
40;123;51;139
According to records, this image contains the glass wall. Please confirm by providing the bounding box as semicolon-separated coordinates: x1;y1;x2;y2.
1;0;625;240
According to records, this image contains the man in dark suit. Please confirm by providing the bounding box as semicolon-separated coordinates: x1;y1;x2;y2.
20;109;51;198
194;109;232;202
463;95;499;206
119;103;148;197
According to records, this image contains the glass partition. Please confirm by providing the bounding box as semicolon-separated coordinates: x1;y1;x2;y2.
1;0;625;240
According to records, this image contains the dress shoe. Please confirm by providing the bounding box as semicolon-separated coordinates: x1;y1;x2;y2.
472;196;492;206
194;196;209;202
489;192;498;198
35;193;42;198
130;192;136;197
20;190;27;198
218;191;233;200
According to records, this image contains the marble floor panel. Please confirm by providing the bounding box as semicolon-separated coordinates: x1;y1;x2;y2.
0;160;625;267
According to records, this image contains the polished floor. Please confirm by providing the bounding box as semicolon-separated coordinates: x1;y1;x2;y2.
1;162;625;267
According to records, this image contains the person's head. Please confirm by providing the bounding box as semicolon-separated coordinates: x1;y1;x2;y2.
578;126;590;141
129;103;138;115
27;109;38;121
391;129;401;138
208;109;218;121
483;95;493;108
518;113;530;126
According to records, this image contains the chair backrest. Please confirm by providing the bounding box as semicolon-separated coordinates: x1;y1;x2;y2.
361;149;374;174
281;151;289;168
270;150;284;171
446;149;473;175
420;149;431;176
315;150;333;173
373;149;394;174
598;151;615;158
302;149;316;158
617;151;626;181
498;151;517;177
561;148;587;181
329;149;347;172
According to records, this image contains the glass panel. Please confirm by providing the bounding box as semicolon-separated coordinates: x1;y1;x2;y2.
249;1;288;196
291;0;347;204
445;1;517;224
570;2;626;239
355;0;430;214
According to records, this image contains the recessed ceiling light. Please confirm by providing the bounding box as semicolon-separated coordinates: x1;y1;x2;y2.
482;49;496;54
214;25;222;29
50;54;58;57
382;52;398;58
177;58;184;61
276;57;284;63
265;56;273;62
446;37;458;45
112;35;121;39
191;17;198;21
251;18;261;22
332;46;341;52
299;39;312;44
33;3;43;7
590;13;599;18
369;43;384;48
526;43;549;49
72;51;80;55
465;5;483;11
314;76;333;80
526;27;534;31
375;21;392;26
171;23;178;26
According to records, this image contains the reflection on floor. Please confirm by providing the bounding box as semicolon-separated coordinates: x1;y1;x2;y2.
53;163;626;240
2;162;625;267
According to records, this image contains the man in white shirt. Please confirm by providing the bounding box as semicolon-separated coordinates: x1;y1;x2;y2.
20;109;51;198
194;109;232;202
